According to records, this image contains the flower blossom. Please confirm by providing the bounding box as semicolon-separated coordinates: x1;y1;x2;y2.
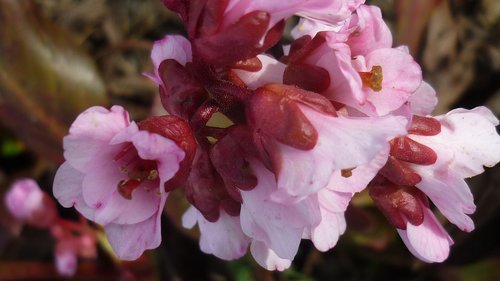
50;0;500;271
53;105;193;260
371;107;500;262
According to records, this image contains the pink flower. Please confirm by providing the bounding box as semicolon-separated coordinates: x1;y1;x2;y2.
373;107;500;262
408;107;500;232
53;105;189;260
163;0;362;65
246;84;407;202
5;179;57;228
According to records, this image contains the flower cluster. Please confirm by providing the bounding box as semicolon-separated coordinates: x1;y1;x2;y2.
52;0;500;270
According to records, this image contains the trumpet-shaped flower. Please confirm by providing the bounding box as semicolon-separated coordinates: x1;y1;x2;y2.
53;106;187;260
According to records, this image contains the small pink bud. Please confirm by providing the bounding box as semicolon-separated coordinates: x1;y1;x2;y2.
5;179;57;228
55;239;78;277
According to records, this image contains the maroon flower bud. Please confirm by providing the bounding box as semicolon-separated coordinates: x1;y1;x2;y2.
408;115;441;136
210;126;258;191
379;156;422;186
369;183;429;229
390;136;437;165
185;149;241;222
158;59;208;120
247;85;318;150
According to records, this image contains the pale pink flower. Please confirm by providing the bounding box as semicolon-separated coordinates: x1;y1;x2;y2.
5;178;57;228
390;107;500;262
408;107;500;232
345;47;422;116
272;104;407;201
53;105;185;260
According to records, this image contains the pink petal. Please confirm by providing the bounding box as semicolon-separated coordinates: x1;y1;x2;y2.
327;146;390;193
250;241;292;271
63;106;130;172
149;35;192;84
409;81;437;116
291;18;348;40
275;106;406;199
309;208;346;252
313;42;366;105
363;48;422;116
53;162;94;220
240;160;319;258
317;189;352;213
81;160;159;225
225;0;360;31
347;5;393;56
397;208;453;263
104;194;167;260
183;207;250;260
130;130;185;187
233;54;285;89
412;164;475;232
412;107;500;178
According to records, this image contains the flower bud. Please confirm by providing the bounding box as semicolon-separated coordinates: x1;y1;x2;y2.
5;179;58;228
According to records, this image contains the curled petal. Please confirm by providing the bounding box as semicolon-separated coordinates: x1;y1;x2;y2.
397;208;453;263
63;106;130;172
104;194;167;260
250;241;292;271
183;206;250;260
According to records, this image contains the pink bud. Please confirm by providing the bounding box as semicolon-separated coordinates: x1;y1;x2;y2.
55;239;78;277
5;179;57;228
